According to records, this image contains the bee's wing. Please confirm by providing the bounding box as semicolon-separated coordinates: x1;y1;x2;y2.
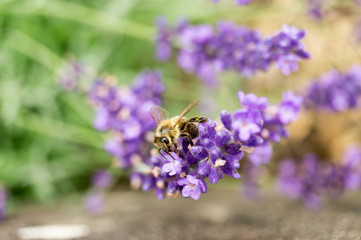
172;98;200;128
150;105;170;126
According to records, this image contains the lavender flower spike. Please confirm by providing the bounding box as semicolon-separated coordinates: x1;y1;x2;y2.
304;65;361;113
155;20;310;86
162;152;183;176
178;174;207;200
0;187;6;220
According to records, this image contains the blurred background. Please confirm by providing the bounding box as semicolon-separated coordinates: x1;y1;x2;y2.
1;0;361;238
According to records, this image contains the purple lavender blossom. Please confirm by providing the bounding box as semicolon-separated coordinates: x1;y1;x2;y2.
208;0;254;5
235;0;253;5
85;192;104;214
307;0;324;19
155;20;310;86
233;110;262;141
0;188;6;221
242;163;263;199
304;65;361;112
248;142;273;166
86;68;301;201
92;170;112;189
276;145;361;209
276;155;323;210
277;91;303;124
58;59;89;92
162;152;183;176
275;54;300;75
342;146;361;190
133;90;302;200
238;92;268;110
88;69;165;170
177;174;207;200
155;17;172;62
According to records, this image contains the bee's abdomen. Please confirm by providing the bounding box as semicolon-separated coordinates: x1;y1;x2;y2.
182;122;199;139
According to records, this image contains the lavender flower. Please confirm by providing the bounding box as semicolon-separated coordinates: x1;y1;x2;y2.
277;145;361;210
162;153;183;176
155;17;173;62
92;170;112;189
85;67;301;201
156;20;310;86
88;69;165;169
209;0;254;5
233;90;303;146
307;0;361;20
235;0;253;5
304;65;361;112
130;90;302;200
307;0;324;19
242;163;263;199
248;142;273;166
84;192;104;214
342;146;361;190
177;174;207;200
0;187;6;221
276;155;323;210
58;59;89;92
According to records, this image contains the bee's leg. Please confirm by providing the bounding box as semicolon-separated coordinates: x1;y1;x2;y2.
173;141;179;156
168;152;175;160
180;133;194;147
158;148;167;160
188;116;208;123
165;146;176;160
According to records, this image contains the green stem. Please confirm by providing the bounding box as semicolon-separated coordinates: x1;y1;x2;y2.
15;111;105;149
1;0;155;41
2;29;64;71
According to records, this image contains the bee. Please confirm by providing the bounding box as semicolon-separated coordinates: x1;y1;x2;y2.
150;98;208;159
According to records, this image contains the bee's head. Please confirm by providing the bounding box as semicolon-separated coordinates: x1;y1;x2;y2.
154;136;171;152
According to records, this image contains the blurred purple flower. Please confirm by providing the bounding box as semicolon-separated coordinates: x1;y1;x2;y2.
86;68;301;200
248;142;273;166
58;59;89;92
92;170;112;189
277;91;303;124
342;146;361;190
307;0;324;19
155;20;310;87
88;69;165;169
0;188;6;221
235;0;253;5
304;66;361;112
208;0;254;5
85;192;104;214
276;146;361;209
